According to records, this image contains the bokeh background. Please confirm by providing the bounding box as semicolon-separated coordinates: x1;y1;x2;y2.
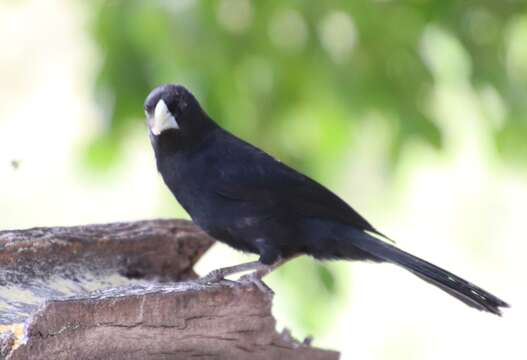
0;0;525;359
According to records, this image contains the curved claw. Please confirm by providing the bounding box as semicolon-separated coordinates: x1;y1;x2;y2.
239;272;274;296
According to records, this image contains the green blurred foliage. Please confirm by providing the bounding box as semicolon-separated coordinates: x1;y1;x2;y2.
269;257;344;335
89;0;527;169
88;0;526;334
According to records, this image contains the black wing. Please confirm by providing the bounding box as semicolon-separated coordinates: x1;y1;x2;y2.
212;134;391;240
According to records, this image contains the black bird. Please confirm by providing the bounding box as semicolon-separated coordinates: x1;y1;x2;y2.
144;84;508;315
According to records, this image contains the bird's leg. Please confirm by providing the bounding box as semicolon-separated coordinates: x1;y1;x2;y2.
238;256;295;295
198;260;268;284
247;257;286;278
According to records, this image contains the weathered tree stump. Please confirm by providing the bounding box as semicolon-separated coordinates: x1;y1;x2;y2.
0;220;339;359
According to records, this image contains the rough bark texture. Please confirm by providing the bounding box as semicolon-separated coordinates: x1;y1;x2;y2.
0;219;213;325
0;220;339;360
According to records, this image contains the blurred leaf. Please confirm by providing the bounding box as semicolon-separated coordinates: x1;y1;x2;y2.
496;116;527;163
316;263;337;294
270;257;344;335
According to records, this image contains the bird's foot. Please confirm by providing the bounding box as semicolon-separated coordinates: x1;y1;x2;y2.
197;260;266;285
197;269;226;284
196;258;286;293
239;271;274;296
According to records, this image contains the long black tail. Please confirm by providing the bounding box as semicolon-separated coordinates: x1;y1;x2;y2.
350;232;509;315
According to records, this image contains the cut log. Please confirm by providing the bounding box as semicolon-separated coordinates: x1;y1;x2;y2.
0;220;339;359
0;219;213;325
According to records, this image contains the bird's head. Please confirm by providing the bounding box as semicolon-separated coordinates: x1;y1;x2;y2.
144;84;213;140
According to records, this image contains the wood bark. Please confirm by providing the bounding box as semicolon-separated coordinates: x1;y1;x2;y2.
0;220;339;359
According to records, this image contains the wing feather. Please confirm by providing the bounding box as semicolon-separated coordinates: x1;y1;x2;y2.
212;135;391;240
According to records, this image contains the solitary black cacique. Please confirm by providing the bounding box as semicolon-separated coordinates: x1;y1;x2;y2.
144;83;508;315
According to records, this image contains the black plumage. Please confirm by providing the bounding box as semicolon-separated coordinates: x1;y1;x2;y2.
144;84;508;315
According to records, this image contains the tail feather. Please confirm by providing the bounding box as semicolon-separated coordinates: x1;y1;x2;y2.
350;232;509;316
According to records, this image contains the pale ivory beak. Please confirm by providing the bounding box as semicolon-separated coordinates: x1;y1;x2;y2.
150;99;179;135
